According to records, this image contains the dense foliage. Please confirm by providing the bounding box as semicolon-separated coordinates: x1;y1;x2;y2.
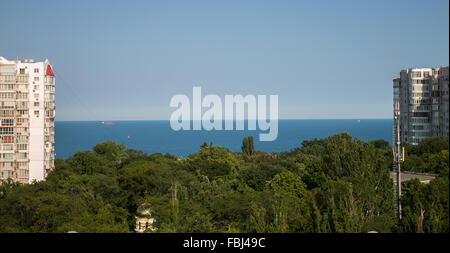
0;134;448;233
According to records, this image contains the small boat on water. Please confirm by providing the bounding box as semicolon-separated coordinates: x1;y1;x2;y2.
101;121;114;125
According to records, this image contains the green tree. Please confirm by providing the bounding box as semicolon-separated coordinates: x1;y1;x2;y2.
185;145;239;180
241;136;255;156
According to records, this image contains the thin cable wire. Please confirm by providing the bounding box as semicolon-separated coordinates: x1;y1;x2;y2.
52;69;128;147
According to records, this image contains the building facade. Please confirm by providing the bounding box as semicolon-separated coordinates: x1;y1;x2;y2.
134;203;156;233
0;56;55;183
393;67;449;145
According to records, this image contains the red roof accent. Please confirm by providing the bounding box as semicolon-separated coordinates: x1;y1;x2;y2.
46;65;54;76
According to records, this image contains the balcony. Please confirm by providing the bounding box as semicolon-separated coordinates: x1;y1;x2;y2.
0;97;16;102
45;136;55;143
16;74;29;84
14;154;28;161
15;94;29;101
16;163;28;169
15;129;29;135
45;121;55;128
44;76;54;85
0;170;15;180
44;165;54;171
15;122;29;127
17;177;29;184
0;157;14;162
44;131;54;137
0;74;16;84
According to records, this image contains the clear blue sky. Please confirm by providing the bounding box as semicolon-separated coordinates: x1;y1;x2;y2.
1;0;448;121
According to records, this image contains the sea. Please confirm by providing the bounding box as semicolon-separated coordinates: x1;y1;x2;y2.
54;119;394;159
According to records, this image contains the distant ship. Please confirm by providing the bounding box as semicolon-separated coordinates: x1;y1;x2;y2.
357;120;361;123
101;121;114;125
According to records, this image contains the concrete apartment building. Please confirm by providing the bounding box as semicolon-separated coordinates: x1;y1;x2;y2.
0;56;55;183
393;66;449;145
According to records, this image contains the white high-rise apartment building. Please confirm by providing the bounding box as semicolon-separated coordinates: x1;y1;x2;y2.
393;67;449;145
0;56;55;183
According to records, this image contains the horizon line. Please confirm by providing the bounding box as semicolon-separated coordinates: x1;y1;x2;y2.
54;118;393;122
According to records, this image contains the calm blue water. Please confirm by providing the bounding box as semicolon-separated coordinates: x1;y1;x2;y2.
55;119;393;159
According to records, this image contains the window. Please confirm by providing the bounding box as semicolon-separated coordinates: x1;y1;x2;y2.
16;101;28;109
0;110;14;117
34;110;39;117
0;75;15;82
412;79;427;84
0;84;15;90
34;102;39;107
17;118;28;124
0;119;14;126
0;92;15;99
17;75;28;83
15;135;28;143
411;71;421;78
34;93;39;99
44;93;55;100
1;144;13;151
19;68;25;74
17;169;28;177
34;68;39;73
16;153;27;159
17;144;28;150
0;153;14;160
46;110;54;117
1;136;14;144
17;93;28;99
15;127;28;133
34;85;39;90
0;101;15;108
17;110;28;116
17;162;28;167
17;84;28;90
34;77;39;82
0;127;14;134
1;170;13;179
45;76;54;84
2;162;13;169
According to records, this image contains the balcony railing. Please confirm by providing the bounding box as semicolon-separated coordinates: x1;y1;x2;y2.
16;74;29;84
45;122;55;127
0;74;16;83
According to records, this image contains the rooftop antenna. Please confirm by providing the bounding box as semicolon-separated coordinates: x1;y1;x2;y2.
393;100;404;221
